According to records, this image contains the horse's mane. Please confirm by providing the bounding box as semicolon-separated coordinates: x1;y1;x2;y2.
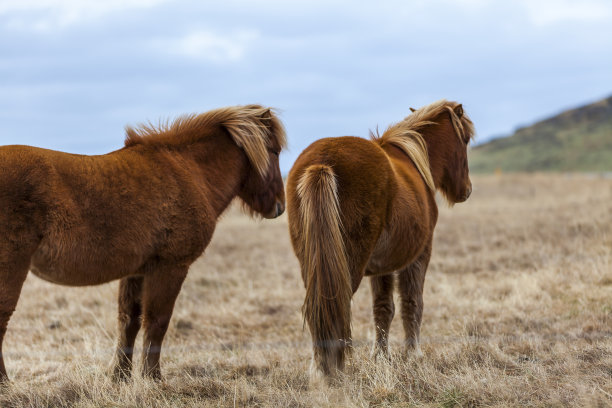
372;99;475;191
124;105;287;176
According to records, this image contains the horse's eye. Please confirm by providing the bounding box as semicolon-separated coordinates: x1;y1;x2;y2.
270;150;280;157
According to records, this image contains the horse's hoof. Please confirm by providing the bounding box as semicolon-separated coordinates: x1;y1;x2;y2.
111;367;132;383
372;345;391;361
0;377;11;388
142;369;163;382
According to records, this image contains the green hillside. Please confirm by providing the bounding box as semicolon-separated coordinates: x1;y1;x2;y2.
469;96;612;173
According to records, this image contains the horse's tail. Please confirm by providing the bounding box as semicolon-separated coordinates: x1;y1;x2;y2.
296;164;352;375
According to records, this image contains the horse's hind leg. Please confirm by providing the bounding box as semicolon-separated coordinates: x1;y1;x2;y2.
140;265;188;380
0;253;31;382
369;272;395;357
397;243;431;353
112;276;143;381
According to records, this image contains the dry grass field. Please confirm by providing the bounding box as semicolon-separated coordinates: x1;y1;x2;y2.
1;174;610;407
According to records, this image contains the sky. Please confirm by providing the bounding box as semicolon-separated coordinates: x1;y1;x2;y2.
1;0;611;173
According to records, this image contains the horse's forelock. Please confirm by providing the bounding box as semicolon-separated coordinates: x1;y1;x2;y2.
223;106;286;177
446;105;475;144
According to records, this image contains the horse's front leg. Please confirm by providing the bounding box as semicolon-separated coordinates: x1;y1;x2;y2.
369;272;395;357
397;243;431;354
112;276;143;381
140;265;188;380
0;261;29;383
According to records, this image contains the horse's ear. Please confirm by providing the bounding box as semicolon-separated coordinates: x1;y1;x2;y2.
453;104;463;118
409;107;416;112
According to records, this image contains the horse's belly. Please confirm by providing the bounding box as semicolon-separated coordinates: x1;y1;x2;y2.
29;263;88;286
366;229;424;275
30;241;142;286
29;263;129;286
367;249;412;276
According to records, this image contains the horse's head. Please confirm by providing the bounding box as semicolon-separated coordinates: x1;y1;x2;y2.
437;103;475;204
237;108;286;219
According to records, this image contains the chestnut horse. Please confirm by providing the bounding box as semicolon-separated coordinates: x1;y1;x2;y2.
287;100;475;375
0;105;286;381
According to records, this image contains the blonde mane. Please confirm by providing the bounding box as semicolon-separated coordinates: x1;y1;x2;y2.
124;105;287;176
373;99;475;191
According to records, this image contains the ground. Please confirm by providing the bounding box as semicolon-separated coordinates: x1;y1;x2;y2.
1;174;611;407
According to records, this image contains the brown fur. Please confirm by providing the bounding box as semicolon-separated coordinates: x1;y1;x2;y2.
287;100;475;376
0;105;286;382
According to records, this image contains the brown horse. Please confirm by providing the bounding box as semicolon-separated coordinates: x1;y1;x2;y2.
286;99;475;376
0;105;286;382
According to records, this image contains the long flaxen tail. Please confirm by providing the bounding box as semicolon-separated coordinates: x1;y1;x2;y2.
296;164;352;375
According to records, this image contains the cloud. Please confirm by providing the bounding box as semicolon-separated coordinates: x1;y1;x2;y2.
522;0;612;26
408;0;612;26
162;29;260;63
0;0;167;31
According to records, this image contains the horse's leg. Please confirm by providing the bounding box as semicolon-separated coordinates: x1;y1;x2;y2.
112;276;143;381
140;266;187;380
369;272;395;357
0;254;30;382
397;244;431;353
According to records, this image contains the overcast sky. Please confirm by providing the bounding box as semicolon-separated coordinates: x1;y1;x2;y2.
1;0;611;172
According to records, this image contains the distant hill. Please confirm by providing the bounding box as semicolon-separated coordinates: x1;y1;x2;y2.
469;96;612;173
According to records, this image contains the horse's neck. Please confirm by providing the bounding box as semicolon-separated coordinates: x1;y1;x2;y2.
188;136;248;218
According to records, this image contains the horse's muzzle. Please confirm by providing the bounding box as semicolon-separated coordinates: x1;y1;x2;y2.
264;201;285;219
455;185;472;203
461;185;472;202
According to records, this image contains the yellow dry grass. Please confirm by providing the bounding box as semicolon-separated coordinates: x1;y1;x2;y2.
1;174;610;407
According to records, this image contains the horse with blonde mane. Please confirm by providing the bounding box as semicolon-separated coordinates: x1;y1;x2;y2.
0;105;286;381
286;100;475;376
